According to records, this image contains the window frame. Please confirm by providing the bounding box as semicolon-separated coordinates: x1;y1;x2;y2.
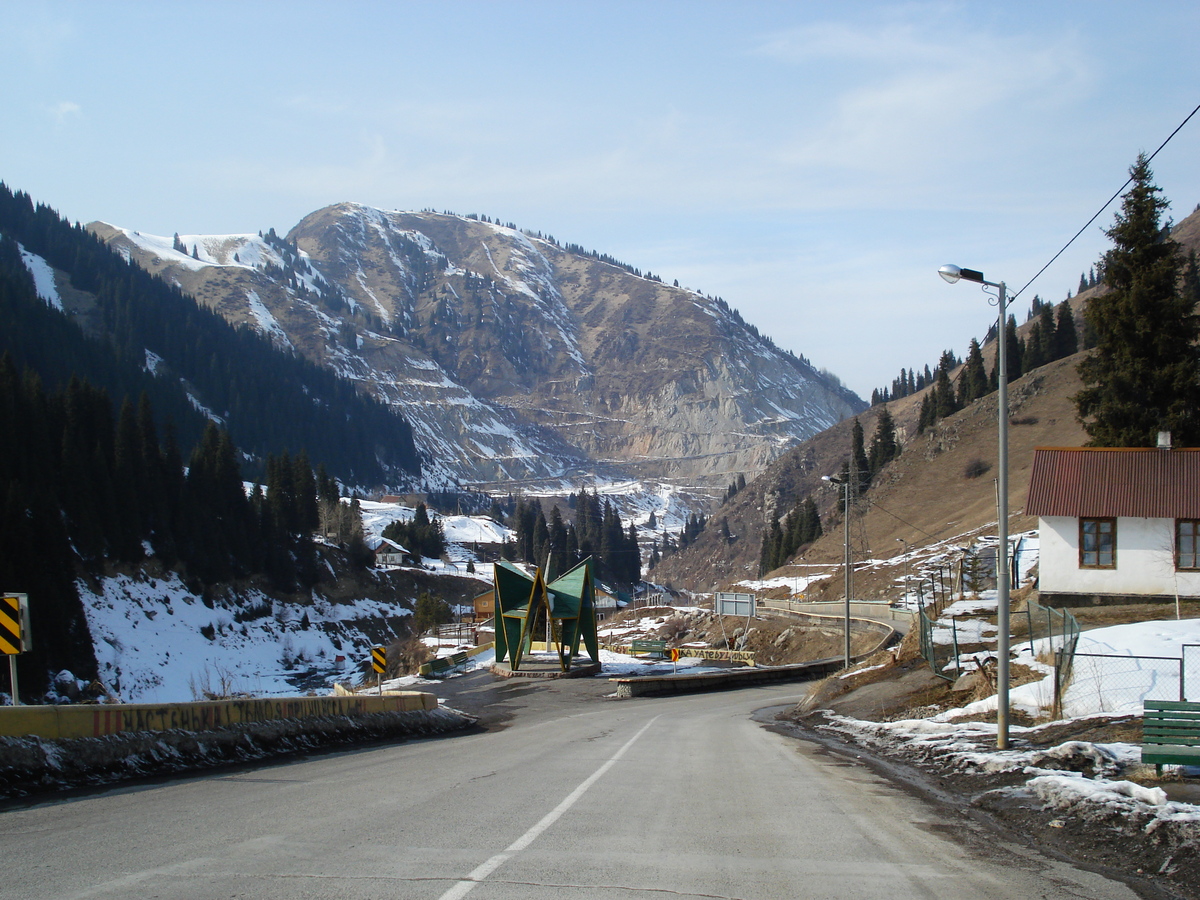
1079;517;1116;569
1176;519;1200;571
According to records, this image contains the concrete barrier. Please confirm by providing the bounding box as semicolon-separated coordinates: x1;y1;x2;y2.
760;600;915;633
610;658;844;698
0;693;437;740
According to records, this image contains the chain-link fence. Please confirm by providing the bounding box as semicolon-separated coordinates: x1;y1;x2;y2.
917;595;959;681
919;594;1080;707
1187;644;1200;702
1064;648;1197;715
1011;597;1080;716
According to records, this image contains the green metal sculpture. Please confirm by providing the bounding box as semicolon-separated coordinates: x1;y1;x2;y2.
493;557;600;672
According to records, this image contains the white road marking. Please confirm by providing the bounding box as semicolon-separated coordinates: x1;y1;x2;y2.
437;715;661;900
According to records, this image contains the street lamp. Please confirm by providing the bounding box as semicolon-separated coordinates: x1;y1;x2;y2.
822;471;854;669
938;263;1012;750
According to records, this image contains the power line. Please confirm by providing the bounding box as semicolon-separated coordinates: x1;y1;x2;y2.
1011;100;1200;301
857;496;941;542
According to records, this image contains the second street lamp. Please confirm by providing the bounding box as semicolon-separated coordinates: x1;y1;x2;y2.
822;471;853;669
938;263;1012;750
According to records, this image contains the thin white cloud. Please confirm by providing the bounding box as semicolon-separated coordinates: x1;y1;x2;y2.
48;101;82;126
752;17;1094;210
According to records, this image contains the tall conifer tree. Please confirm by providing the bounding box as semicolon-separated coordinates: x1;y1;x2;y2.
1074;156;1200;446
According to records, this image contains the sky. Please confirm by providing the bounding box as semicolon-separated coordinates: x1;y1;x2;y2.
4;1;1200;399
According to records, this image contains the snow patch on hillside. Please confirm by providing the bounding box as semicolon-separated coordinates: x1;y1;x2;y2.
18;244;63;310
246;289;293;348
77;569;416;704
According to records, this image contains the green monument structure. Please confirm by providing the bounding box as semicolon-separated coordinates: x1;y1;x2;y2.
493;558;600;672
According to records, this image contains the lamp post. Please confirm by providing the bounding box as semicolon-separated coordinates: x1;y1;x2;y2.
896;538;910;609
938;263;1011;750
822;468;854;669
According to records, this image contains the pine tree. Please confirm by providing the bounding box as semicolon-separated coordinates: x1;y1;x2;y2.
1074;155;1200;446
934;362;958;420
851;418;869;491
916;392;933;434
958;338;988;405
1053;300;1078;359
867;406;900;474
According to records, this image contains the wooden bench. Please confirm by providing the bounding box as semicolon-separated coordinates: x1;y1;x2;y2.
630;639;667;658
419;650;470;678
1142;700;1200;776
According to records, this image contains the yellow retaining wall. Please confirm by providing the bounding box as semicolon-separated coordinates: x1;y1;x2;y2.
0;692;437;740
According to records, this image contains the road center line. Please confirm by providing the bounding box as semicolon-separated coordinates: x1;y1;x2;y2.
437;715;661;900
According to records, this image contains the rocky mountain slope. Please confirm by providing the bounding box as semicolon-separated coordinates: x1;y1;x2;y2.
91;207;863;493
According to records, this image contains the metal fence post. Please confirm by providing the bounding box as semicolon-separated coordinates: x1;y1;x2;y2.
951;617;961;679
1053;647;1063;720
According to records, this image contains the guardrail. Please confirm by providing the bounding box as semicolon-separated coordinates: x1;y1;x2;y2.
602;642;757;665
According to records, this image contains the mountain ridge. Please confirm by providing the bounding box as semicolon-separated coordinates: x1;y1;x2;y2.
91;204;865;495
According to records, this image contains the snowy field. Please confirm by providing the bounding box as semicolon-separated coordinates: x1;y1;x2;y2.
816;616;1200;845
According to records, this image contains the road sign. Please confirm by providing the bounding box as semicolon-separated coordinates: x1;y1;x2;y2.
669;647;680;662
371;646;386;674
715;591;755;617
0;595;23;655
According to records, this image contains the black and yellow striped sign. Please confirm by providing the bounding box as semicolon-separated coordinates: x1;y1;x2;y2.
371;646;386;674
0;595;21;656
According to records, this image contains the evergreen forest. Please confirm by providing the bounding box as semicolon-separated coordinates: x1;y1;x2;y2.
0;183;420;486
0;353;358;698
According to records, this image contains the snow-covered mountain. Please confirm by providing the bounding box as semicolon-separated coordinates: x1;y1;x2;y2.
91;207;863;495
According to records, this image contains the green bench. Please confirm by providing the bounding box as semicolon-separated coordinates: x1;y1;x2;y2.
630;639;667;658
419;650;470;678
1142;700;1200;776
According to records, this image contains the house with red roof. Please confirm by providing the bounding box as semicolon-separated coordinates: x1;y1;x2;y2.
1026;443;1200;606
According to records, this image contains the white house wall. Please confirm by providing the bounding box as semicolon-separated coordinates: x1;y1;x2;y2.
1039;515;1200;597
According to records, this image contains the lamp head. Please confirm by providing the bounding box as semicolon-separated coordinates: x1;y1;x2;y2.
939;264;986;285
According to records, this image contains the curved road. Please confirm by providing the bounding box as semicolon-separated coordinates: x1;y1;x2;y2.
1;673;1139;899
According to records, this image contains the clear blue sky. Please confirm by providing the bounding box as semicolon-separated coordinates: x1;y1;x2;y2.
4;1;1199;399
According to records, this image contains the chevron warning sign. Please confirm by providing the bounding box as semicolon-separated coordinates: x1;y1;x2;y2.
0;595;21;656
371;646;386;674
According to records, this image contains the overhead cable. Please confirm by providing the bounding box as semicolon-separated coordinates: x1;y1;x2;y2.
1011;100;1200;301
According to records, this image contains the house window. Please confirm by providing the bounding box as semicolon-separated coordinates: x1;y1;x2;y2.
1079;518;1116;568
1177;520;1200;570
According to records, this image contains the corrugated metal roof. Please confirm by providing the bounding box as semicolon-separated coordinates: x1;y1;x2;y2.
1026;447;1200;518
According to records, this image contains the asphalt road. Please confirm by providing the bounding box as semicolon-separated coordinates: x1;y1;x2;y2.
1;672;1142;900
